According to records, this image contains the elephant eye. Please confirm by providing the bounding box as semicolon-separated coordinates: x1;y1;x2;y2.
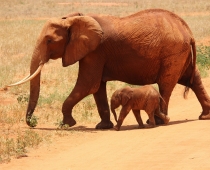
47;39;52;44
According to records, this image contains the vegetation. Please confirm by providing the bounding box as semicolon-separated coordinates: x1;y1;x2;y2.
197;45;210;77
0;0;210;163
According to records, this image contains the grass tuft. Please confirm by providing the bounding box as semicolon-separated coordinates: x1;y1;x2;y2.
197;44;210;77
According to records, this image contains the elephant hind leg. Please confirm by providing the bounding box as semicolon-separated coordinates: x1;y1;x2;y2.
158;68;183;116
147;111;156;128
132;109;144;128
179;67;210;119
157;76;178;117
154;108;170;124
155;52;192;126
146;115;165;125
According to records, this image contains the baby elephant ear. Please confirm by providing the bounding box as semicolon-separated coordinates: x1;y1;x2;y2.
121;91;133;106
62;16;103;67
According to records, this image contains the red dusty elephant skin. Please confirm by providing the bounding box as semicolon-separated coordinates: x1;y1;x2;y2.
110;85;170;131
6;9;210;129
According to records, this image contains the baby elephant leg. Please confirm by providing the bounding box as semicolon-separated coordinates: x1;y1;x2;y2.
132;109;144;128
155;109;170;124
147;111;156;128
114;107;130;131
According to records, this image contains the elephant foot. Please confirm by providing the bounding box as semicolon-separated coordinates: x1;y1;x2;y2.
95;120;113;129
199;112;210;120
113;125;120;131
163;115;170;124
146;115;167;125
62;115;76;127
146;124;156;128
138;125;145;129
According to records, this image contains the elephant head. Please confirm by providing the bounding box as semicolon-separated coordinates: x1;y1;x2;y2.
6;16;103;127
110;87;133;122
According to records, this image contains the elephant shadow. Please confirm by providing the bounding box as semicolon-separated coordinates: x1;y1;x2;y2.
117;119;198;131
32;119;197;132
166;119;197;126
33;125;103;133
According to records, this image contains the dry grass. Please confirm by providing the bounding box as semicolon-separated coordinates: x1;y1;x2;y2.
0;0;210;19
0;0;210;163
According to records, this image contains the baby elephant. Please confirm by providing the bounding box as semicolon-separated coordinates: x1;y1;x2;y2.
110;85;170;131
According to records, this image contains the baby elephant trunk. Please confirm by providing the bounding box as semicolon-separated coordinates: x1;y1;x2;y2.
111;107;118;123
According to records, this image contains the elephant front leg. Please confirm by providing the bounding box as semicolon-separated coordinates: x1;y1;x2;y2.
146;111;156;128
114;107;130;131
62;86;89;127
93;81;113;129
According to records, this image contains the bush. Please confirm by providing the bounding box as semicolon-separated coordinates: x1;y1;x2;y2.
196;44;210;77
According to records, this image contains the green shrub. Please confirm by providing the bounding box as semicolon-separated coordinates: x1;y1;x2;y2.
196;44;210;77
0;129;46;163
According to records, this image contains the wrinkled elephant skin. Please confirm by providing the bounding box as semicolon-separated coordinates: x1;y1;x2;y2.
14;9;210;128
110;85;170;131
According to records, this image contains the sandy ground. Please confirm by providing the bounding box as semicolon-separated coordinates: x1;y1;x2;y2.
1;76;210;170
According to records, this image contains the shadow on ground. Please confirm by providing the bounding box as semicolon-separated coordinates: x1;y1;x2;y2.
117;119;198;131
32;119;197;132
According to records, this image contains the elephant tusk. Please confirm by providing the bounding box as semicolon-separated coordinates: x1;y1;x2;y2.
6;64;44;87
0;74;30;91
13;74;31;83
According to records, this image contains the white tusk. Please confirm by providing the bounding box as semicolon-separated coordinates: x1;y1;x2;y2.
6;64;44;87
12;74;31;84
0;74;30;90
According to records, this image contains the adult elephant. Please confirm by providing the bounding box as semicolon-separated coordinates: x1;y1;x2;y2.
7;9;210;128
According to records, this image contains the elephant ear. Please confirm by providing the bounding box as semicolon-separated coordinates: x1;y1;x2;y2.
62;16;103;67
120;91;133;106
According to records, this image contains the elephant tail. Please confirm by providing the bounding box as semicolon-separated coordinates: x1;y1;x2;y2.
159;95;166;106
190;38;196;84
184;38;196;99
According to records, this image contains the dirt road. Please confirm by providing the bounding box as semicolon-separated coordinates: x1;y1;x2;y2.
1;80;210;170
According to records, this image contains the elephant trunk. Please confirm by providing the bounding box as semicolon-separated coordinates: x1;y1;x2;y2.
110;96;120;123
111;107;118;123
26;47;43;127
